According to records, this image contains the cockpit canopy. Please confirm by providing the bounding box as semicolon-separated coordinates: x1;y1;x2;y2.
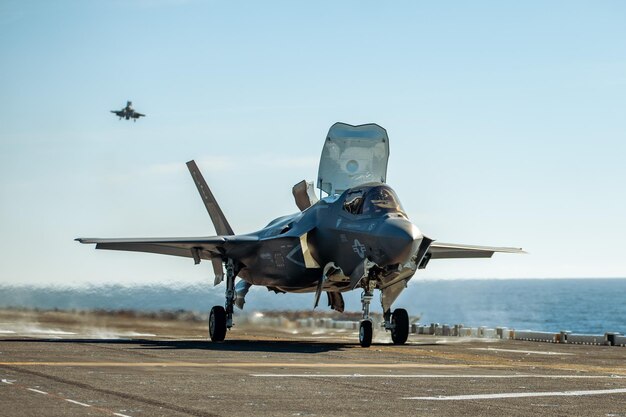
317;123;389;196
342;184;406;217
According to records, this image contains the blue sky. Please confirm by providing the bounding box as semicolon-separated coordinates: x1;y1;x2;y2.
1;1;625;286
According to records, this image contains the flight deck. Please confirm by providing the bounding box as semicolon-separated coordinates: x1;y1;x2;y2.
1;309;625;417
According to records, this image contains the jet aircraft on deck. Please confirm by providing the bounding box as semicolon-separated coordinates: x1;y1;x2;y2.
77;123;524;347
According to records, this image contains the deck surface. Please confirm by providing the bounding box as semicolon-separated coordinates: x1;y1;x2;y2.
1;310;625;416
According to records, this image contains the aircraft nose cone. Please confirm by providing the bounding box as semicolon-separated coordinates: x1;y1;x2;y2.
375;218;422;265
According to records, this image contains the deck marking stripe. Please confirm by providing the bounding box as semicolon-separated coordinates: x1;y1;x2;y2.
27;388;48;394
0;376;132;416
470;347;575;356
0;361;508;368
65;399;91;407
252;374;623;379
3;361;626;375
404;388;626;400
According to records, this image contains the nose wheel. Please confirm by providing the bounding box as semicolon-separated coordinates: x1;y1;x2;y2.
359;320;373;347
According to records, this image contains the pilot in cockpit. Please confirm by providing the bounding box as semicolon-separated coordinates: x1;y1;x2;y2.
362;186;404;216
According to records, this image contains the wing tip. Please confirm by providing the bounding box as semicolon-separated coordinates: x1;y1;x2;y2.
75;238;94;244
494;247;526;254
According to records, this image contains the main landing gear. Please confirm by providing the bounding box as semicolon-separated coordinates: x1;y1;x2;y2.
209;305;226;341
390;308;409;345
209;259;236;342
359;281;410;347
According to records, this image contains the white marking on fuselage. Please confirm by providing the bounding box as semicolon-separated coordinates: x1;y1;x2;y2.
286;244;306;268
470;347;575;356
65;398;91;407
252;374;624;379
404;388;626;400
352;239;366;258
27;388;48;394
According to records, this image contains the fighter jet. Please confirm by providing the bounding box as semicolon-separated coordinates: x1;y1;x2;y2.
111;101;145;121
77;123;524;347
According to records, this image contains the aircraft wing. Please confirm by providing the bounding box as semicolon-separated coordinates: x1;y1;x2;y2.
133;112;145;118
428;242;525;259
76;235;258;261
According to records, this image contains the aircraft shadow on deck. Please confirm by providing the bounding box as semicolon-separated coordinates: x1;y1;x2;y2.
0;338;355;354
0;337;441;353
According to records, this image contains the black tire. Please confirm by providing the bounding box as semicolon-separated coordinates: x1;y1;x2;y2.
359;320;373;348
209;306;227;342
391;308;409;345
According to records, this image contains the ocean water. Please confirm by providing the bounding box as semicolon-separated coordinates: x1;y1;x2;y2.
396;279;626;334
0;278;624;334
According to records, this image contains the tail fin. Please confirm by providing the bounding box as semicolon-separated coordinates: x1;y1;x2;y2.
186;160;234;236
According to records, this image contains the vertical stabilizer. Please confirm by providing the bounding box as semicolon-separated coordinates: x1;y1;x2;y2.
186;160;234;236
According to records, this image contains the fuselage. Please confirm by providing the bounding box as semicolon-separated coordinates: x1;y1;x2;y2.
236;182;423;293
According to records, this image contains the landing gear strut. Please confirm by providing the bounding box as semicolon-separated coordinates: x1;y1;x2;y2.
209;259;237;342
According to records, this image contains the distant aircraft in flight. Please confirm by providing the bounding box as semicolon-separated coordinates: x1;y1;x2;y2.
111;101;145;121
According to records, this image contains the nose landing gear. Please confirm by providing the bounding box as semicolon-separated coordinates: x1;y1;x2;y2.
358;279;410;347
359;286;374;347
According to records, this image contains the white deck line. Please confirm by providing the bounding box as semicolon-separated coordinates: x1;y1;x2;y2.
470;347;575;356
113;413;133;417
27;388;48;394
404;388;626;400
252;374;624;379
65;399;91;407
